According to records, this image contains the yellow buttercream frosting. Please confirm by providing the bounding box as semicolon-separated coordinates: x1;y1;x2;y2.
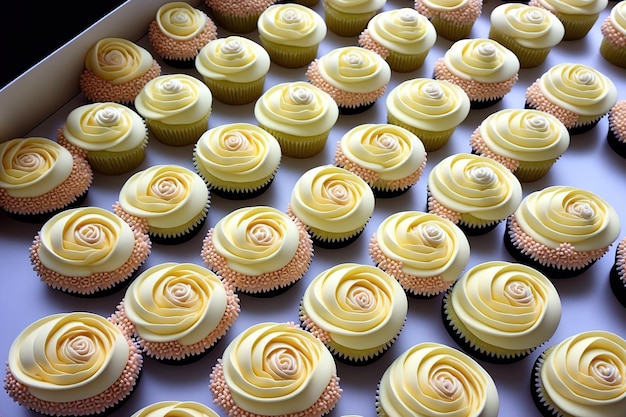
443;38;520;83
609;1;626;34
366;8;437;55
131;401;220;417
419;0;471;12
324;0;386;14
534;0;608;15
258;4;326;47
84;38;154;85
195;36;270;83
316;46;391;94
155;2;206;41
490;3;564;48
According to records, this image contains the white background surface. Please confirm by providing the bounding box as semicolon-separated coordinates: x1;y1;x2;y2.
1;1;626;416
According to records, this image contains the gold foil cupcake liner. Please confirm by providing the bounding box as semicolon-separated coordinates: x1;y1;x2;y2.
259;38;320;69
260;125;330;158
323;4;376;37
86;138;148;175
387;113;456;151
204;77;265;105
488;28;552;68
147;115;209;146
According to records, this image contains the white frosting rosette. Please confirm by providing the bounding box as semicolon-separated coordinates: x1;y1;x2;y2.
444;38;520;83
257;4;326;47
366;8;437;55
324;0;386;14
195;36;270;83
419;0;471;13
155;2;206;41
131;401;220;417
533;0;607;16
316;46;391;94
490;3;564;48
84;38;154;84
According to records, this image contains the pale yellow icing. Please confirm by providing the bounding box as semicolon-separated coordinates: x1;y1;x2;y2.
537;63;618;117
155;2;206;41
366;8;437;55
62;102;146;152
118;164;209;230
386;78;470;132
490;3;564;48
84;38;154;85
0;137;74;198
610;1;626;35
324;0;386;14
195;36;270;83
377;342;499;417
478;109;570;161
194;123;281;184
540;330;626;417
258;4;326;47
316;46;391;94
534;0;607;15
7;312;129;402
254;81;339;136
221;322;337;415
428;153;522;221
289;165;375;234
443;38;520;83
513;185;621;251
131;401;220;417
210;206;300;275
418;0;470;12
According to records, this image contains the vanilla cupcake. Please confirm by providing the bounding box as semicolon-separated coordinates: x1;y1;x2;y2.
601;1;626;68
300;263;408;365
386;78;471;151
203;0;276;33
433;38;520;109
334;123;427;198
528;0;608;40
415;0;483;41
358;8;437;72
469;109;570;182
323;0;386;37
369;211;470;298
257;4;326;68
131;401;220;417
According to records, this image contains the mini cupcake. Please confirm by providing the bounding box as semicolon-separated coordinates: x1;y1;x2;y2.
369;211;471;298
427;153;523;236
114;164;210;244
469;108;570;182
134;73;212;146
306;46;392;115
333;123;427;198
30;206;151;297
195;36;270;105
203;0;276;33
608;100;626;158
376;342;500;417
209;321;342;417
257;3;326;68
415;0;483;41
79;37;161;105
358;8;437;72
531;330;626;417
323;0;386;37
300;263;408;365
0;137;93;223
610;237;626;308
287;165;376;248
200;206;313;296
433;38;520;109
254;81;339;158
386;78;470;151
111;262;240;364
58;102;148;175
601;1;626;68
528;0;608;40
525;63;618;135
489;3;565;68
442;261;562;364
131;401;220;417
193;123;281;199
4;312;143;417
504;185;621;279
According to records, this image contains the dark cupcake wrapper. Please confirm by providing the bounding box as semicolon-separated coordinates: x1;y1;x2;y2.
149;215;207;245
529;349;562;417
338;101;376;115
146;338;220;366
610;263;626;309
208;178;274;200
607;128;626;159
311;227;365;249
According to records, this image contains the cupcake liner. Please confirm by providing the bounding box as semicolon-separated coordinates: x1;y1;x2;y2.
513;159;558;182
600;38;626;68
323;3;376;37
610;264;626;308
555;12;599;41
210;11;260;33
259;124;330;158
259;37;320;68
429;17;475;41
386;113;455;151
148;203;210;245
529;348;560;417
86;138;148;175
608;128;626;158
307;224;368;249
146;114;210;146
385;50;430;73
489;28;552;68
203;77;265;105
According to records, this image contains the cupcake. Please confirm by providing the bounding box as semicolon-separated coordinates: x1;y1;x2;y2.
193;123;281;199
200;206;313;296
601;1;626;68
386;78;470;151
131;401;220;417
300;263;408;365
376;342;500;417
608;100;626;158
114;164;210;244
287;165;376;248
195;36;270;105
30;206;151;297
528;0;608;40
531;330;626;417
209;321;342;417
414;0;483;41
254;81;339;158
323;0;386;37
442;261;562;364
79;37;161;105
427;153;523;236
504;185;621;279
610;237;626;308
134;73;212;146
0;137;93;223
469;108;570;182
333;123;427;198
489;3;565;68
203;0;276;33
4;312;143;417
524;63;618;135
306;46;392;115
358;8;437;72
257;3;326;68
58;102;148;175
369;211;471;298
433;38;520;109
111;262;240;364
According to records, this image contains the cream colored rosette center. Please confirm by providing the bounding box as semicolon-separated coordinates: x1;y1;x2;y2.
84;37;153;84
156;2;206;41
131;401;220;417
258;4;326;47
196;36;270;83
368;8;437;54
317;46;391;93
7;312;130;402
491;4;564;47
444;39;520;83
221;322;336;415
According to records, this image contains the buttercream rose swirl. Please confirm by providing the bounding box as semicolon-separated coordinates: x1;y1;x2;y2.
141;75;198;114
541;64;611;107
131;401;220;417
455;40;505;75
420;0;468;12
376;8;429;43
264;5;316;39
201;38;260;76
343;124;412;169
204;128;260;166
157;3;205;40
392;79;466;123
304;169;366;219
85;38;153;84
505;5;551;36
276;85;324;121
483;110;564;154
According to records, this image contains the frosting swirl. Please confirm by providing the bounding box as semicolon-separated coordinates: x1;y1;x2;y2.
84;38;154;85
534;0;608;15
419;0;470;12
131;401;220;417
195;36;270;83
443;38;520;83
258;4;326;47
377;342;500;417
316;46;391;94
155;2;206;41
366;8;437;55
609;1;626;34
490;4;564;48
324;0;386;14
